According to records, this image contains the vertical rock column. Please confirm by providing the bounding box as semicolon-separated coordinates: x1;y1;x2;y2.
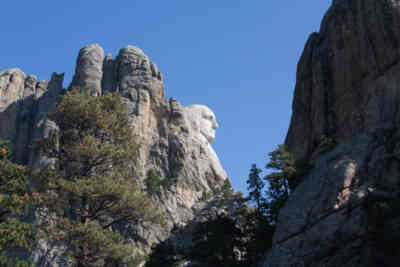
114;46;160;135
70;44;104;96
0;69;26;143
113;45;169;178
28;73;64;169
115;45;152;100
102;53;115;93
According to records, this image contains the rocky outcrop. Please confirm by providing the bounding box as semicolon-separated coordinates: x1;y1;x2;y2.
261;131;400;266
286;0;400;162
261;0;400;266
0;69;63;165
70;44;104;96
0;44;229;266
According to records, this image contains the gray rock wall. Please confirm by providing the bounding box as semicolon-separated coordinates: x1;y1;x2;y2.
261;128;400;266
286;0;400;162
0;69;63;164
0;44;229;266
262;0;400;266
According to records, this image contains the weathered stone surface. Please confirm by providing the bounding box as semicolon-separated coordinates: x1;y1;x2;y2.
28;72;64;170
0;69;27;149
0;69;63;164
70;44;104;96
261;128;400;266
261;0;400;266
286;0;400;162
185;104;219;143
102;53;114;93
0;44;229;266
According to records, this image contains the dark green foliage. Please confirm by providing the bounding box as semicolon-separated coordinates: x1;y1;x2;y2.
162;176;177;191
0;257;33;267
241;146;312;264
165;145;305;267
191;215;245;267
200;191;212;202
241;210;275;265
168;165;180;181
0;140;33;267
146;169;177;197
221;179;233;201
33;89;163;266
246;164;265;215
145;240;182;267
367;195;400;266
187;145;306;267
264;144;297;224
265;144;296;191
264;145;313;224
145;169;163;196
104;253;145;267
213;179;234;206
317;135;336;155
188;209;269;267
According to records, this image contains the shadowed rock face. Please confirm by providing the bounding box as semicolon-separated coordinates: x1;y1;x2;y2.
286;0;400;162
0;44;229;266
0;69;63;164
261;1;400;266
70;44;104;96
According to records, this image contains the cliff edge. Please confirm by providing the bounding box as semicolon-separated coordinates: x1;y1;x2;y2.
261;0;400;266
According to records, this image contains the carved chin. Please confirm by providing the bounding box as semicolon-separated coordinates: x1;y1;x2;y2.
201;131;215;143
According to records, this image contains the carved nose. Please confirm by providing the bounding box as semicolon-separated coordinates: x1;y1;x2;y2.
213;121;219;129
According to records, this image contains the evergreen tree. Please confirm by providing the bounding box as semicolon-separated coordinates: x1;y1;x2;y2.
246;164;265;215
145;240;181;267
0;139;33;267
185;146;304;267
145;169;163;197
264;144;296;224
243;164;275;265
191;214;244;267
33;89;163;267
221;179;234;201
241;209;274;265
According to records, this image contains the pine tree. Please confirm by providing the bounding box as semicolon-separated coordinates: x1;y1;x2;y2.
264;144;296;224
0;139;33;267
243;164;275;265
191;214;244;267
242;209;274;266
33;89;163;267
246;164;265;215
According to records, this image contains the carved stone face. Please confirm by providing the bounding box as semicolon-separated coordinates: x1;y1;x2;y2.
185;104;219;143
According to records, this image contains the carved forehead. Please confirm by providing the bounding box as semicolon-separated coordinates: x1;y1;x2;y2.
185;104;216;119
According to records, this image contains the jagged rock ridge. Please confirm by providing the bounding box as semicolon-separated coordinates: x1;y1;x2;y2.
0;44;231;266
261;0;400;266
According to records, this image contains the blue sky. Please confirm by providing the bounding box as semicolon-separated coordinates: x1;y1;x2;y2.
0;1;332;194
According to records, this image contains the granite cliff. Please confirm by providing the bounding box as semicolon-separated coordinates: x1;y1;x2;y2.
6;1;400;265
261;0;400;266
0;44;234;266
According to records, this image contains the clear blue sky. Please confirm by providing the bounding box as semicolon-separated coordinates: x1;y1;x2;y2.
0;1;332;194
